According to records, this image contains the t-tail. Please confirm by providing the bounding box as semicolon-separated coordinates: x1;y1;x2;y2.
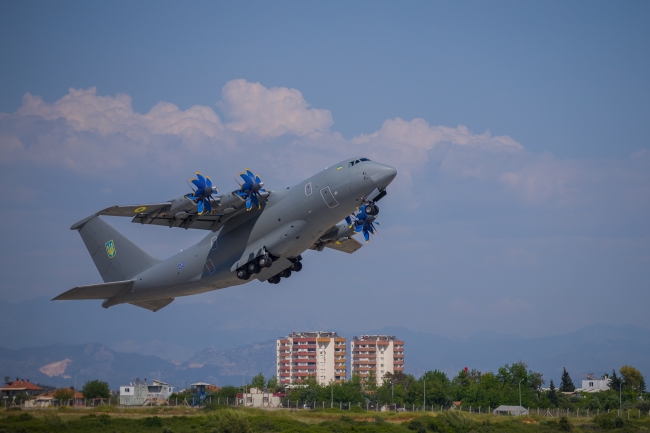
52;216;163;310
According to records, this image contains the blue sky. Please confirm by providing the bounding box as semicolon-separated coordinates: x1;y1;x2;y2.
0;1;649;354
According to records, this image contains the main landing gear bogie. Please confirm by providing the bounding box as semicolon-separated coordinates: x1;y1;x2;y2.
267;257;303;284
237;252;274;280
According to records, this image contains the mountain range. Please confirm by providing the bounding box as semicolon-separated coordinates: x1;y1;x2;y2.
1;323;648;390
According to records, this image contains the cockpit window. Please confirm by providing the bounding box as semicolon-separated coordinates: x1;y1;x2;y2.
349;158;371;167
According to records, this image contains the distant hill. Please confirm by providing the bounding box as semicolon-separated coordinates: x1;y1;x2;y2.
0;340;277;390
1;324;648;390
359;323;650;383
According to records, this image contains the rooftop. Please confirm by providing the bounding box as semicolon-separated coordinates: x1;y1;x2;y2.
0;379;43;391
285;331;340;338
353;335;400;341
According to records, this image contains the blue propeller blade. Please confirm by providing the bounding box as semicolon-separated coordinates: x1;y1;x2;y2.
245;196;252;210
196;173;205;186
192;179;203;189
197;200;204;215
246;169;255;180
204;199;212;213
240;173;253;184
205;177;212;188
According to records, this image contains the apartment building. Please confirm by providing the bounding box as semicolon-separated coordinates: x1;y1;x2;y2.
350;335;404;385
277;331;347;386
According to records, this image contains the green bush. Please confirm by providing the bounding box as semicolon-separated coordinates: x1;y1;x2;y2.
594;412;625;429
143;415;163;427
558;416;572;432
437;410;474;430
207;409;252;433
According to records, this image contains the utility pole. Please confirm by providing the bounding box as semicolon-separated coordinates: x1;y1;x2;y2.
331;381;333;408
74;373;79;407
519;378;524;413
619;380;624;416
424;378;426;411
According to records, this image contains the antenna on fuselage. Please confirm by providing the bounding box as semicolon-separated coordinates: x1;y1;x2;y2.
233;176;242;187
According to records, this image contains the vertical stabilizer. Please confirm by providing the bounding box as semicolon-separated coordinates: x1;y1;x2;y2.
71;216;160;283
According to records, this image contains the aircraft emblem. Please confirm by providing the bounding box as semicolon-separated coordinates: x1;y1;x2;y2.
105;240;116;258
134;206;147;213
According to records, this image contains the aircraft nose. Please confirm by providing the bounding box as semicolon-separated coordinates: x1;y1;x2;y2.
370;163;397;189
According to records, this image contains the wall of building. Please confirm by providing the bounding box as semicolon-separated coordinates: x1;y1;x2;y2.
277;332;346;386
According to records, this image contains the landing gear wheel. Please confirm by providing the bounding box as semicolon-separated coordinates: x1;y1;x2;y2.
237;269;250;280
247;262;260;274
365;204;379;216
268;275;281;284
292;261;303;272
280;268;292;278
258;255;273;268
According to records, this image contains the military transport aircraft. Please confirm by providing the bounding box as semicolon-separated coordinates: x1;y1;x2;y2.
53;157;396;312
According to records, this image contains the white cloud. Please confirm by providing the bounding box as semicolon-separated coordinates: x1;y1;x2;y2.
1;79;648;212
220;79;333;137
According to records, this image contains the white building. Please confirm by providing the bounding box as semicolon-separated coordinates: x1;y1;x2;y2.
578;374;611;392
351;335;404;386
119;379;174;406
277;331;347;386
237;387;283;407
493;405;528;415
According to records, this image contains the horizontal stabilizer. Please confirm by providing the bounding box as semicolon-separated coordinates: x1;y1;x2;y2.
128;298;174;312
52;280;134;301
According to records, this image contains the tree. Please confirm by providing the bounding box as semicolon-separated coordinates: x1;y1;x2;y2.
266;375;280;392
54;388;75;404
619;365;643;391
82;379;110;399
250;372;265;391
548;379;558;407
560;367;575;392
609;369;622;391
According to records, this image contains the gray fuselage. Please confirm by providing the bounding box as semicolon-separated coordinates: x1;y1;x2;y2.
113;159;396;304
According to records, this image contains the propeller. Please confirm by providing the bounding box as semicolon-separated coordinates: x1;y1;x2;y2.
187;172;218;215
346;204;379;243
236;168;267;211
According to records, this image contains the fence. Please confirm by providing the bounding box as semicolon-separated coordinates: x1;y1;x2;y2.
10;396;650;419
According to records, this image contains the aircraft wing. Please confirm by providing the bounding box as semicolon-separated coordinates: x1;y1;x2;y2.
310;236;363;254
89;191;252;231
324;237;363;254
98;203;170;217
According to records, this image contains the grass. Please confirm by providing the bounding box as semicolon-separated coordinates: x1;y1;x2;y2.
1;406;648;432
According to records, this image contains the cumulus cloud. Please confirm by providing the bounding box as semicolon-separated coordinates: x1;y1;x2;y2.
1;79;648;212
220;79;333;137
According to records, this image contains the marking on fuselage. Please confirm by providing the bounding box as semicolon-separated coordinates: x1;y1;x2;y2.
178;261;186;270
320;186;339;208
134;206;147;213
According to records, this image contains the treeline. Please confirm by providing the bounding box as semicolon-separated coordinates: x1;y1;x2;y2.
206;363;648;412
